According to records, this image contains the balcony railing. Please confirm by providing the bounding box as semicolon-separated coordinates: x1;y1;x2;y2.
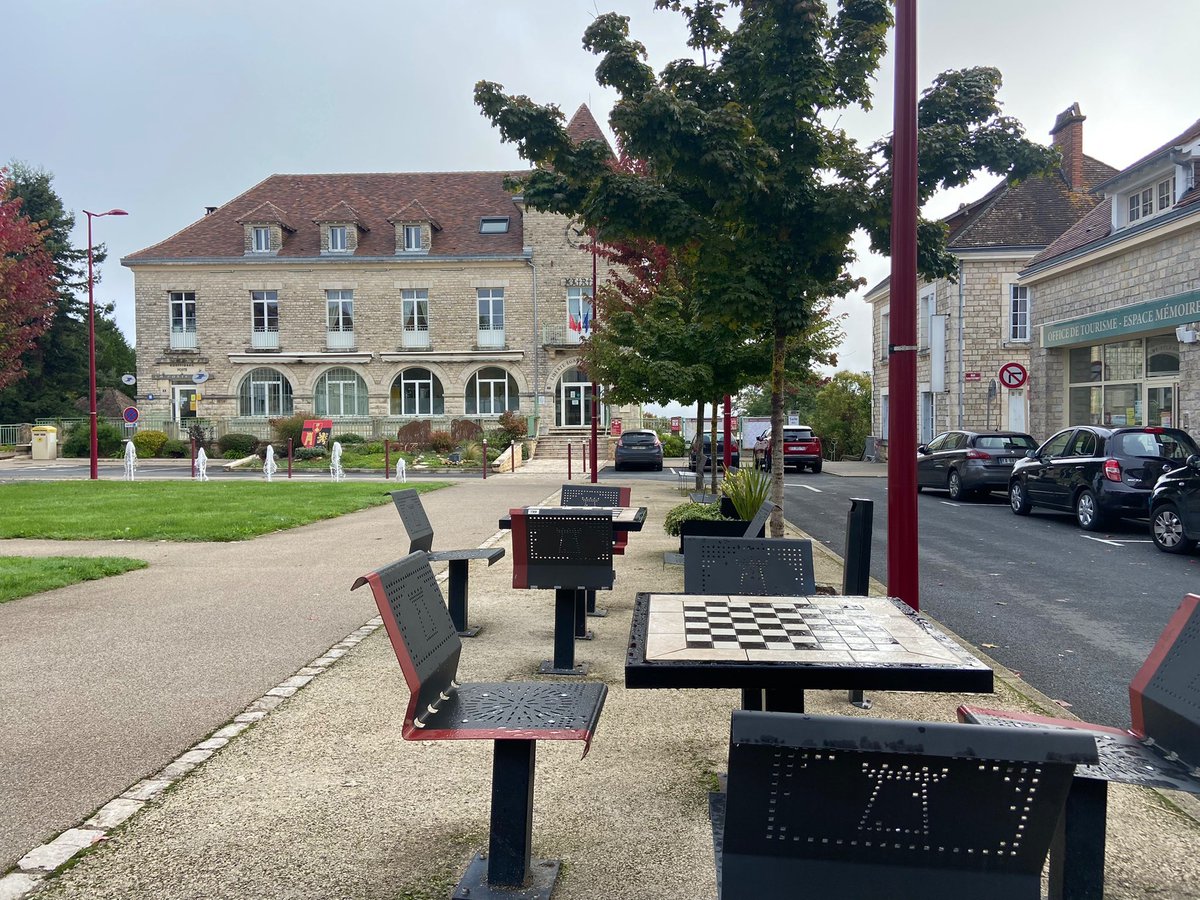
170;326;198;350
251;326;279;349
326;328;356;350
542;323;582;346
402;326;431;349
477;325;505;349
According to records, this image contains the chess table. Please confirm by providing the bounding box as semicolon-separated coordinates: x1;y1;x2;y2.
625;593;993;712
499;506;647;532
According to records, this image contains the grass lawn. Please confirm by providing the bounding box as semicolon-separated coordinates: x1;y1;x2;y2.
0;480;448;541
0;556;149;603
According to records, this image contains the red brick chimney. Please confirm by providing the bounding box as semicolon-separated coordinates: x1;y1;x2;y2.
1050;103;1086;192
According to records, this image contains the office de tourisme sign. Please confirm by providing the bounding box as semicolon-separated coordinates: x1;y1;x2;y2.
1042;289;1200;348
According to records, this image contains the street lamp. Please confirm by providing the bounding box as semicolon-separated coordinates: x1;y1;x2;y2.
84;208;128;480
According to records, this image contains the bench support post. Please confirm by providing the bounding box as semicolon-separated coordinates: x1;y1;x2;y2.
764;689;805;714
1049;777;1108;900
573;589;594;640
538;589;586;676
585;588;607;617
446;559;480;638
488;739;536;886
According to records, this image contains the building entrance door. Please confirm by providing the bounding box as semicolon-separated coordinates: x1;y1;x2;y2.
174;386;198;423
1007;389;1026;433
1147;384;1178;427
561;382;590;427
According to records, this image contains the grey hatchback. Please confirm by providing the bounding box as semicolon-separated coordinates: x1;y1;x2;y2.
614;429;663;471
917;430;1038;500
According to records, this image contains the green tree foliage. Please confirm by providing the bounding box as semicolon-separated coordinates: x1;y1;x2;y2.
0;163;136;421
475;0;1056;533
0;172;56;392
811;371;872;461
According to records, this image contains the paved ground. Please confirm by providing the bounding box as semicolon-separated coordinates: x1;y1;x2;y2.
2;463;1198;898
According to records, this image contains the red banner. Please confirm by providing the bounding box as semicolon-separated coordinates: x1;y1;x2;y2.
301;419;333;448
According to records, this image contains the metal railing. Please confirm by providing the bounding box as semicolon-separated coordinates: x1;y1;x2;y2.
170;326;198;350
476;326;505;349
541;323;583;346
402;326;431;349
251;326;280;349
0;423;32;445
325;329;355;350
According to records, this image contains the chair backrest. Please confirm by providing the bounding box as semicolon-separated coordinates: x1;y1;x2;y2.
721;710;1097;900
352;552;459;736
743;500;777;538
510;508;615;590
1129;593;1200;767
390;489;434;554
559;484;629;508
684;537;815;596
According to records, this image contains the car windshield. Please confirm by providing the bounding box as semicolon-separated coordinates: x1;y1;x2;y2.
975;435;1037;451
1112;430;1199;460
622;433;656;446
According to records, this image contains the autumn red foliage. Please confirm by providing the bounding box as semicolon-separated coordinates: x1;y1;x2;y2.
0;173;56;392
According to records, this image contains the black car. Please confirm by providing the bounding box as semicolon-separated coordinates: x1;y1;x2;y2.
614;429;663;471
916;430;1037;500
1149;454;1200;553
1009;425;1200;531
689;433;740;471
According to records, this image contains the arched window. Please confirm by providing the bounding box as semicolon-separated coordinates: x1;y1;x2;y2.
390;368;444;416
237;368;293;417
314;367;369;417
465;366;519;415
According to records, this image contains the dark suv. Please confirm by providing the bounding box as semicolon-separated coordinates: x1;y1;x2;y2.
689;433;740;471
614;429;663;471
1009;425;1200;531
1150;455;1200;553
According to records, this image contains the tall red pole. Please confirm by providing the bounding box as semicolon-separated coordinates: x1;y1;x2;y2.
887;0;920;611
589;239;598;482
722;395;732;470
87;213;98;480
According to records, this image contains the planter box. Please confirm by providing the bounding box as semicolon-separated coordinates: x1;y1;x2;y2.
678;517;762;553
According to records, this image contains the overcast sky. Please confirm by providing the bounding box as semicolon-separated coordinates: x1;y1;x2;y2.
8;0;1195;412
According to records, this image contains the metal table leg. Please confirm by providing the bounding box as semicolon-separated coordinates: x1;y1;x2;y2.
446;559;480;637
538;588;586;676
764;689;805;713
1049;777;1108;900
574;589;594;640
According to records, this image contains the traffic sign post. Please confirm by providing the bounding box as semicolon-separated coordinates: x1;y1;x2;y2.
998;362;1028;390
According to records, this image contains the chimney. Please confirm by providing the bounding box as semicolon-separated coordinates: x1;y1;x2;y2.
204;206;218;216
1050;103;1086;192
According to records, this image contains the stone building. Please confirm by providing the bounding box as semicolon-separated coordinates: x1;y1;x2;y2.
1020;118;1200;438
867;104;1116;445
121;106;630;438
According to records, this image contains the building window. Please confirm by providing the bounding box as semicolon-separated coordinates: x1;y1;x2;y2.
567;286;593;341
403;225;423;251
465;366;519;415
479;217;510;234
390;368;444;416
237;368;293;417
1009;285;1030;342
880;393;889;438
328;226;347;252
880;309;890;359
1065;338;1180;427
477;287;505;348
252;226;271;252
169;291;197;350
402;289;430;348
251;290;279;349
1129;176;1177;223
314;367;369;417
326;290;354;332
918;288;934;349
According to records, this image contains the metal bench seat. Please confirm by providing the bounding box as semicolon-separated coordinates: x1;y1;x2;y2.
425;547;505;564
559;484;631;616
663;499;778;568
353;552;606;900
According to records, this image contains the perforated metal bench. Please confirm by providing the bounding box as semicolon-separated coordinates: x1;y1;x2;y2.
352;552;606;900
559;484;631;618
712;710;1097;900
958;592;1200;900
390;489;504;637
664;499;777;567
510;508;614;676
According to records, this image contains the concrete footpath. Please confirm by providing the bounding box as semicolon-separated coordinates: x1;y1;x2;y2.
2;473;1199;899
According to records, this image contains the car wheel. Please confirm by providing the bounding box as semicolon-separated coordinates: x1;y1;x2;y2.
1009;480;1031;516
1152;504;1195;554
947;469;967;501
1075;489;1107;531
811;460;822;474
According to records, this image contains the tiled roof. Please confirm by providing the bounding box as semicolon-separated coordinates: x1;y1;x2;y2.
1023;199;1114;269
566;104;610;149
1091;119;1200;193
312;199;366;227
236;200;295;232
125;172;528;261
387;199;441;230
946;155;1117;250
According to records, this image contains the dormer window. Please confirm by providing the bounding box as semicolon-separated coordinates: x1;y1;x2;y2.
252;227;271;253
479;217;510;234
387;200;438;255
403;225;422;252
329;225;348;252
1128;175;1176;225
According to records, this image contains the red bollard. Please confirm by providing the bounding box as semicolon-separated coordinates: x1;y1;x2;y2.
190;438;196;479
511;440;516;473
287;438;293;479
384;440;390;479
482;439;488;480
568;443;573;480
582;441;587;473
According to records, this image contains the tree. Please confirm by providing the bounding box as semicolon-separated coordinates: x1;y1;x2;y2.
476;1;1057;533
0;163;135;421
811;371;872;461
0;172;56;392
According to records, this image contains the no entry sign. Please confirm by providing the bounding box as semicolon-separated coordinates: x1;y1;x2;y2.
998;362;1028;389
122;406;140;424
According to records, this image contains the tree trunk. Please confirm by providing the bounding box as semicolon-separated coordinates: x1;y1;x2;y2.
769;327;787;537
709;401;719;495
693;399;706;492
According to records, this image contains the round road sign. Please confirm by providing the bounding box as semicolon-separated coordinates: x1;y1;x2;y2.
122;406;140;424
999;362;1028;389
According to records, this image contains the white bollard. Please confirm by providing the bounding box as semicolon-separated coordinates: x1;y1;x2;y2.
196;447;209;482
123;440;137;481
396;456;407;482
263;444;277;481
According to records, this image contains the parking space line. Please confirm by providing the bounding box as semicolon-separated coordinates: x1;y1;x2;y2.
800;484;822;493
1082;535;1123;547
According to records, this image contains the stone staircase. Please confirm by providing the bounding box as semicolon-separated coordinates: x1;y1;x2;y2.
533;429;611;461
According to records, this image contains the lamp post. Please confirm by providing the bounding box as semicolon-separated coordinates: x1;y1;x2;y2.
85;208;129;480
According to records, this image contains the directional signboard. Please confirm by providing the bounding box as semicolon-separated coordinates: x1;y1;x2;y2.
998;362;1028;390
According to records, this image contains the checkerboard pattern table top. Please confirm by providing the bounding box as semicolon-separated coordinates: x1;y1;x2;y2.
626;593;993;693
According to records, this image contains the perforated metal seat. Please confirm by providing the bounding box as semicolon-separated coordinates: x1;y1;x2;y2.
683;536;815;596
559;484;631;619
713;710;1097;900
664;499;776;567
353;552;606;899
390;489;503;636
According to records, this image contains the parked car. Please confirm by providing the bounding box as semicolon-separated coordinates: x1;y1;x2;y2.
917;430;1037;500
1008;425;1200;531
1149;454;1200;553
689;433;740;471
614;429;663;471
754;425;823;473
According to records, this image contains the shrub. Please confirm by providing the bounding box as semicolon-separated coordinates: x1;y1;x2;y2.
336;433;366;444
270;412;310;450
63;421;125;458
132;429;169;458
663;501;727;537
363;441;384;454
295;447;327;460
429;430;455;453
720;466;772;520
217;432;260;457
161;439;188;458
496;409;527;443
662;434;686;457
187;423;214;453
